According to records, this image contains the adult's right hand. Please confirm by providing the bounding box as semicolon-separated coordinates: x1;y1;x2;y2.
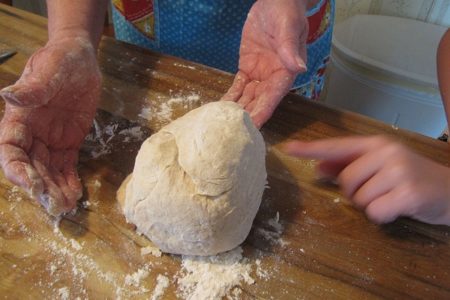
0;35;101;216
222;0;309;128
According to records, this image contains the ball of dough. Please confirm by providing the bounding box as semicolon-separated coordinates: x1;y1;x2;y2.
123;101;266;256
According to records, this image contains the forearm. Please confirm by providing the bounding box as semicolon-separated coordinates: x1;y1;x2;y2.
437;29;450;130
47;0;109;48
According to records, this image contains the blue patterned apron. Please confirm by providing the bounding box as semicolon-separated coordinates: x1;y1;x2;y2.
112;0;335;99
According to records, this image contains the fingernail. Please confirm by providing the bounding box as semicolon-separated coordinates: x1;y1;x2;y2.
25;165;44;198
280;141;296;155
0;86;23;106
0;85;14;93
279;140;305;156
296;57;307;71
40;193;64;217
39;193;51;211
315;171;338;185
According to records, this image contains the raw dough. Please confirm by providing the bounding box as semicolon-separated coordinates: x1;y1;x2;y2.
122;101;266;256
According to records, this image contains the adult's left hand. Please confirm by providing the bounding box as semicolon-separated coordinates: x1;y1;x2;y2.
0;36;101;216
222;0;309;128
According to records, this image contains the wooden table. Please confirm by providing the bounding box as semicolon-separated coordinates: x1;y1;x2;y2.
1;4;449;299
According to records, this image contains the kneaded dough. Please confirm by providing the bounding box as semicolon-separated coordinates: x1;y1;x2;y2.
122;101;266;256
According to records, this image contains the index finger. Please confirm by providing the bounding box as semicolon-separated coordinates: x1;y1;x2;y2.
0;144;44;198
282;136;384;162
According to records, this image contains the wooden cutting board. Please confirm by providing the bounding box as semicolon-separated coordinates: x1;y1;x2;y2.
1;4;450;299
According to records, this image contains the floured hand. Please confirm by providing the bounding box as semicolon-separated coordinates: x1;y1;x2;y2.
222;0;308;128
0;36;101;216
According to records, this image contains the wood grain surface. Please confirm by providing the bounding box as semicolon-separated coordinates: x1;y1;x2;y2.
1;4;450;299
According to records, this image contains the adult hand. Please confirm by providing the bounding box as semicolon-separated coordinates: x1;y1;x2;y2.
283;136;450;225
222;0;309;128
0;36;101;216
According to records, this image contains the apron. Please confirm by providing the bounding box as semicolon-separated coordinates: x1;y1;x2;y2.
111;0;335;99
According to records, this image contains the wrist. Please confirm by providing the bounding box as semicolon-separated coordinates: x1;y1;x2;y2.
49;27;96;49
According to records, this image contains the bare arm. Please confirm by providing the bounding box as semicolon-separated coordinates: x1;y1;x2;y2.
437;29;450;131
47;0;108;48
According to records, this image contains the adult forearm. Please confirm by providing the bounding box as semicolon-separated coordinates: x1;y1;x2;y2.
437;29;450;130
47;0;109;48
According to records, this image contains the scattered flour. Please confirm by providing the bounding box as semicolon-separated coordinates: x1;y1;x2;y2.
82;179;102;208
256;212;290;247
83;95;202;158
70;239;82;251
138;107;152;120
11;186;21;194
119;126;146;142
176;247;254;300
141;245;162;257
267;212;283;233
173;62;197;70
5;214;274;300
124;267;150;287
7;185;24;211
82;201;91;208
255;259;270;280
49;264;57;275
226;288;243;300
58;287;69;300
3;182;278;299
138;93;202;123
151;274;170;300
84;120;118;158
92;179;102;188
333;198;341;203
84;120;146;159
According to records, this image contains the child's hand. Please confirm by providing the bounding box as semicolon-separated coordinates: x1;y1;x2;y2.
283;136;450;225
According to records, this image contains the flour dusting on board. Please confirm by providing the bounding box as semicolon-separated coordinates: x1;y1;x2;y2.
3;184;278;299
124;267;150;287
151;275;170;300
82;112;149;160
58;287;69;300
2;188;155;299
138;93;202;123
141;245;162;257
82;94;202;159
256;212;290;247
84;120;146;159
177;247;254;300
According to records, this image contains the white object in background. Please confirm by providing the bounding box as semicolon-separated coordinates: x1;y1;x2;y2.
325;14;448;137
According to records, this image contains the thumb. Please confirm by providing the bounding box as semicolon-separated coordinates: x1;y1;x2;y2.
277;15;309;74
0;80;51;108
278;38;307;74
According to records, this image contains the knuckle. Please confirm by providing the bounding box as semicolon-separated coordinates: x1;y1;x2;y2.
352;191;371;209
388;163;408;180
365;205;385;224
337;175;353;198
385;142;406;156
398;184;421;213
370;135;391;147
